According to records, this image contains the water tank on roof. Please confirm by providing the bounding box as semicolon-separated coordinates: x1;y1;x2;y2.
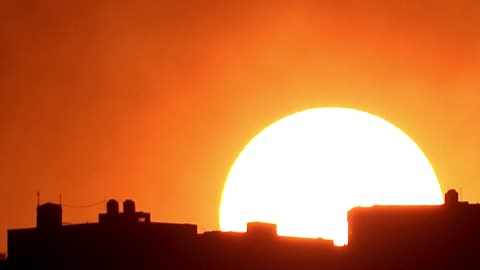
445;189;459;205
123;199;136;215
37;203;62;230
107;199;119;215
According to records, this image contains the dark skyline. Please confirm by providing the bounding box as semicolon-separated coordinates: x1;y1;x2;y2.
1;0;480;251
5;189;480;269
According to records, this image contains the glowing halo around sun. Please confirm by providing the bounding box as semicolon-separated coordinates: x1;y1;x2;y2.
219;107;443;246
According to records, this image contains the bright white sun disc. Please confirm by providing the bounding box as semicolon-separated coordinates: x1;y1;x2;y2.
219;107;443;245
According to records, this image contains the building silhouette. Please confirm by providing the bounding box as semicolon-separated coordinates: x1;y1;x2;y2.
5;189;480;270
348;189;480;269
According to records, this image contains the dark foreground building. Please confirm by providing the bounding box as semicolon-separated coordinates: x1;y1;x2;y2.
348;189;480;269
5;189;480;270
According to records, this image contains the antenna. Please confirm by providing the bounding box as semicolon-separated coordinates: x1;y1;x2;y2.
37;192;40;206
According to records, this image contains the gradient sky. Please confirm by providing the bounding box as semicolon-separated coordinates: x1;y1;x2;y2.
1;0;479;251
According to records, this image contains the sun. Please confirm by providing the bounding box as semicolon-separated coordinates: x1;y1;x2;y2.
219;107;443;245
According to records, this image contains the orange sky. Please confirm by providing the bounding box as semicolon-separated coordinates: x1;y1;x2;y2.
1;0;479;251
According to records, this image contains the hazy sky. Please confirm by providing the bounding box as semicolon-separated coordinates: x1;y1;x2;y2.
1;0;479;251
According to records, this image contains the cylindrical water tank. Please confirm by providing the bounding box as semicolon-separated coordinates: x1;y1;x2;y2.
107;199;119;215
445;189;459;205
37;203;62;229
123;199;136;215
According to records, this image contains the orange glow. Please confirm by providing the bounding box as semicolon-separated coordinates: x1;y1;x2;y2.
1;1;480;252
220;108;443;245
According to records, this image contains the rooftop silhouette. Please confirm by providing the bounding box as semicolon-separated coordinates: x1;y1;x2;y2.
4;189;480;270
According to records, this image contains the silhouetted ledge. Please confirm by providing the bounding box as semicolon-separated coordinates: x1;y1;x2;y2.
5;190;480;270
